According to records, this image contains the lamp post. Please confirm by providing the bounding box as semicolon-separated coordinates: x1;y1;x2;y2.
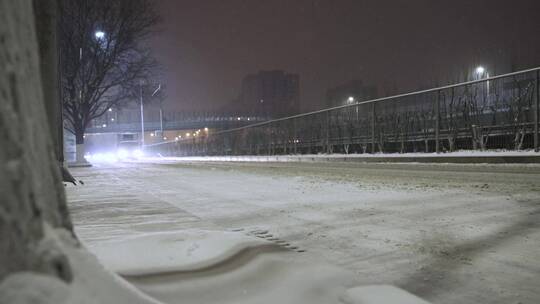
74;30;105;165
140;82;162;147
152;84;162;139
140;80;145;147
475;66;490;95
347;96;359;121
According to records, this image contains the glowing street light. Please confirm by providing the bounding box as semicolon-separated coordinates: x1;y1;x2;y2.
94;31;105;39
475;66;485;75
475;66;490;94
347;96;359;120
204;127;209;132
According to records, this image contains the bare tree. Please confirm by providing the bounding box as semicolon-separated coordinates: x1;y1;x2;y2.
59;0;160;162
505;79;534;150
441;86;468;152
467;85;491;150
395;111;413;153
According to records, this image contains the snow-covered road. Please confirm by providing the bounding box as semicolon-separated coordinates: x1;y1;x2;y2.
67;160;540;304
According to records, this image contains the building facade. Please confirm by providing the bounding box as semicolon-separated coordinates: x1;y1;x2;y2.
239;70;300;118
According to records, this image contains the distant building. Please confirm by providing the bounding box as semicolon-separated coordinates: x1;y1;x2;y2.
326;80;378;108
239;70;300;118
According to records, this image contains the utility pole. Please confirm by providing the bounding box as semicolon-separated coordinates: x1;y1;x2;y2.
140;81;145;147
152;84;162;137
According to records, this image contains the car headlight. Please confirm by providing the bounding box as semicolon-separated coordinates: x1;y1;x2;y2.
133;149;143;158
117;149;128;159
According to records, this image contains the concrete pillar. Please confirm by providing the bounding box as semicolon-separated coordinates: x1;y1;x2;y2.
0;0;72;282
33;0;63;163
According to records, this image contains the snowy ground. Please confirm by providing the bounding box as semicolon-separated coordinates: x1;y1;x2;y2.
67;159;540;304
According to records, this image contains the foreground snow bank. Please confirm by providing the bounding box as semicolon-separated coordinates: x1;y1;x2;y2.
85;229;431;304
0;225;162;304
0;273;76;304
88;229;276;276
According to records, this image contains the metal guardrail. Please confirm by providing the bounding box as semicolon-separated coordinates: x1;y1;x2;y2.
146;67;540;156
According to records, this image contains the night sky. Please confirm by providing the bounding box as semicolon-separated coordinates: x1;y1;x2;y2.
150;0;540;112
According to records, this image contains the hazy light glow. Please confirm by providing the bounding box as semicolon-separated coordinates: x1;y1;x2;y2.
475;66;485;75
85;152;118;163
347;96;355;103
133;149;143;158
95;31;105;39
116;149;129;159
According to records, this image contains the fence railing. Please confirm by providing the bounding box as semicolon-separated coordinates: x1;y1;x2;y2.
145;67;540;157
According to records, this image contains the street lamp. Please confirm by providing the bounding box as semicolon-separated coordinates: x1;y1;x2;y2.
140;82;161;147
475;66;485;76
151;84;162;136
347;96;359;121
475;66;490;95
94;31;105;40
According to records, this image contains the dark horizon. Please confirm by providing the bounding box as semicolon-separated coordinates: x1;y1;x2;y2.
150;0;540;112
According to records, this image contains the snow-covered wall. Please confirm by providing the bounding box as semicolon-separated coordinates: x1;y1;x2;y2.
0;0;73;282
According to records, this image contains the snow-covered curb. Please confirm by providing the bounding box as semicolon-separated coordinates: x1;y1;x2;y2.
126;150;540;165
